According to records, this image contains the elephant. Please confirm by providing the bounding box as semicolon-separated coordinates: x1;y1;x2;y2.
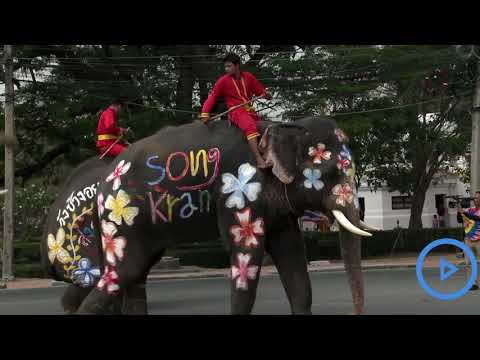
50;115;374;315
41;156;116;313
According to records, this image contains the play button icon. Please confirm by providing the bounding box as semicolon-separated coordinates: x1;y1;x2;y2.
439;257;458;281
416;238;478;300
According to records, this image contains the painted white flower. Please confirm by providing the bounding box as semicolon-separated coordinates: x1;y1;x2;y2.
47;227;72;265
332;183;354;207
97;266;120;294
231;253;259;291
221;163;262;210
106;160;131;191
229;208;265;248
101;220;127;266
104;190;139;226
97;192;105;216
303;168;324;191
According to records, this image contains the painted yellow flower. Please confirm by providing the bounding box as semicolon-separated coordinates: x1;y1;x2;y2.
105;190;139;226
47;228;72;265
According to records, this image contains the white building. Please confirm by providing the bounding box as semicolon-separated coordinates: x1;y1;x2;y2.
358;173;470;230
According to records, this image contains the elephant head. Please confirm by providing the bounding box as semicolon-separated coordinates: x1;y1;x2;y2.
259;116;372;314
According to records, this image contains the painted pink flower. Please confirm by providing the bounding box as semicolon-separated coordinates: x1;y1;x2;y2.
230;208;265;248
101;220;127;266
335;128;349;143
231;253;259;291
106;160;131;191
308;143;331;164
337;155;351;172
332;183;354;207
97;266;119;294
97;192;105;216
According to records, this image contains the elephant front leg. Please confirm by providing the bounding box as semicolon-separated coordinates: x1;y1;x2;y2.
217;205;267;315
230;248;264;315
266;216;312;315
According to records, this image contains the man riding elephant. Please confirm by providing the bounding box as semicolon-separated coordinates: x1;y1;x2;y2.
64;114;373;315
96;99;129;158
201;53;273;169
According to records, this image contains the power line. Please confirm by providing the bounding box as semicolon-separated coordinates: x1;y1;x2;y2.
284;91;474;119
13;46;456;68
13;45;413;61
10;51;462;87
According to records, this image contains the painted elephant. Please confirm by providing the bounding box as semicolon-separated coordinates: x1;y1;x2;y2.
56;116;373;315
41;156;114;313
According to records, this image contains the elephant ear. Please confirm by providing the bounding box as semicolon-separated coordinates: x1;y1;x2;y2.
259;123;309;184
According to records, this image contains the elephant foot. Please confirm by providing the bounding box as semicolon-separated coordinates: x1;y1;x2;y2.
122;283;148;315
122;299;148;315
61;284;93;314
292;310;312;315
77;288;122;315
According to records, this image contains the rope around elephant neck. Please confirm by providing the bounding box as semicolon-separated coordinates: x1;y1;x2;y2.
284;184;301;217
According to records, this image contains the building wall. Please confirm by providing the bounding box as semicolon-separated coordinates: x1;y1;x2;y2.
358;175;469;230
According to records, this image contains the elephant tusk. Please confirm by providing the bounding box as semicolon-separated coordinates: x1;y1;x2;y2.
332;210;372;237
359;220;380;232
0;189;7;196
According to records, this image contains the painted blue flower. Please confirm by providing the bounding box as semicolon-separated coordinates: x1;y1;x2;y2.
72;258;101;287
82;225;94;238
221;163;262;210
303;168;324;191
340;145;352;161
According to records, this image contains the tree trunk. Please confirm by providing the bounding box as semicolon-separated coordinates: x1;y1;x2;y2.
408;185;428;229
408;159;439;229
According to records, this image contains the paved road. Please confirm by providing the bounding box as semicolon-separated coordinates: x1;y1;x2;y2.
1;268;479;315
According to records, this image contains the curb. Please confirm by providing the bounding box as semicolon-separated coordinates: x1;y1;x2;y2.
1;262;449;289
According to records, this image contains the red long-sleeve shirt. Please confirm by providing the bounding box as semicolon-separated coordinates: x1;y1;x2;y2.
201;71;267;115
96;107;123;149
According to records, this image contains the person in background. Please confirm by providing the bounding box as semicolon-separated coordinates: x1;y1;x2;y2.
432;215;439;229
457;192;480;291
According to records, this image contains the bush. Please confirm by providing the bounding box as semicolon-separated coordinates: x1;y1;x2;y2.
5;228;467;276
304;227;465;259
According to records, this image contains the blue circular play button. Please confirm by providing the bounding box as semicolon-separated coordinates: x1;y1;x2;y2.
416;238;478;301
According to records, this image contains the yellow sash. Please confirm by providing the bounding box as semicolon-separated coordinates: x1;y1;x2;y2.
98;134;118;141
232;77;255;112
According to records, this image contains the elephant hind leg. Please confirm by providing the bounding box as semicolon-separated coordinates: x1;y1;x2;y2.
76;288;124;315
61;284;93;314
122;281;148;315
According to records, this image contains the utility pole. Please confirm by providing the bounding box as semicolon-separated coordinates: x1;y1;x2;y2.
470;51;480;194
2;45;15;282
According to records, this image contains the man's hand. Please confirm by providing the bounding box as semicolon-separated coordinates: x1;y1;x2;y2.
457;203;464;213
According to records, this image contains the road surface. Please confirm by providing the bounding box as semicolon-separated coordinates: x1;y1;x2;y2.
0;268;479;315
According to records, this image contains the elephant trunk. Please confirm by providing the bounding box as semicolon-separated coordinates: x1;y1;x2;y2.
338;204;364;315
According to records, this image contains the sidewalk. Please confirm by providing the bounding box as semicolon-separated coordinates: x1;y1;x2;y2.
0;253;462;290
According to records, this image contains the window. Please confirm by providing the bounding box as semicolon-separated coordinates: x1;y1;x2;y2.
392;196;411;210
